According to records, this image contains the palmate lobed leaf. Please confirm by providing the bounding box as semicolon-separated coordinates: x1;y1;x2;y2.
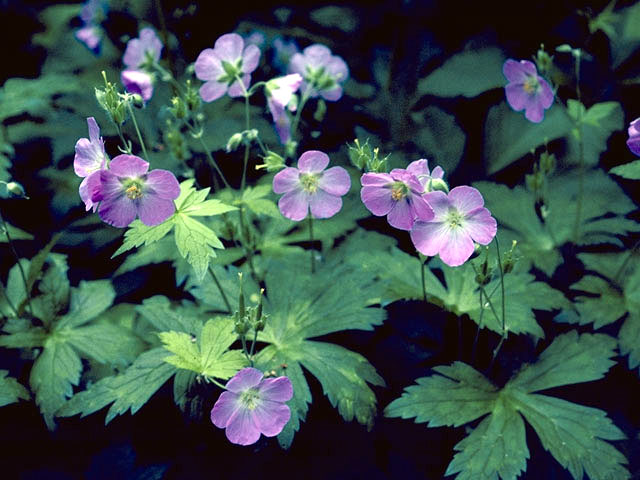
0;370;30;407
255;254;385;448
386;332;627;480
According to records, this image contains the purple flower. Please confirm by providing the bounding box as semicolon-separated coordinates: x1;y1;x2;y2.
75;0;107;53
266;74;303;144
74;117;108;212
75;25;101;53
121;69;154;102
410;186;497;267
503;59;554;123
406;159;445;190
272;37;300;73
273;150;351;221
627;118;640;156
123;28;163;70
210;367;293;446
288;44;349;101
92;154;180;228
360;166;435;231
195;33;261;102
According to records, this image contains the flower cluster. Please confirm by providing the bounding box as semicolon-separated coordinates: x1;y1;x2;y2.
121;28;163;102
503;59;554;123
73;118;179;227
211;367;293;446
195;33;261;102
273;150;351;221
289;44;349;102
75;0;107;53
627;118;640;157
360;159;497;267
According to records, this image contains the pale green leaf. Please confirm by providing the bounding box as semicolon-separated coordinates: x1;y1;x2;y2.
174;214;224;280
0;222;33;242
65;323;145;366
0;328;47;348
112;219;175;257
0;75;82;121
417;47;506;98
0;370;30;407
57;348;176;424
57;280;115;329
240;185;280;218
385;362;497;427
135;296;200;335
30;337;82;429
611;160;640;180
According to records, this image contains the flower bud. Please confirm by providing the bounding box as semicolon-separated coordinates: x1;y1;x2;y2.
170;96;187;119
502;240;518;274
256;151;285;172
226;133;243;152
237;272;245;318
427;177;449;194
131;94;145;108
313;99;327;122
539;152;556;175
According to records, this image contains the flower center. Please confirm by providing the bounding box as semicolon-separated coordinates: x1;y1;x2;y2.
300;173;319;193
239;388;261;410
446;208;464;228
390;181;409;201
523;76;539;95
305;66;336;91
124;180;144;200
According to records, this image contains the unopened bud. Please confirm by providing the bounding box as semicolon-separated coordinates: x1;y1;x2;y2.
426;177;449;194
256;151;285;172
313;99;327;122
170;96;187;119
226;133;243;152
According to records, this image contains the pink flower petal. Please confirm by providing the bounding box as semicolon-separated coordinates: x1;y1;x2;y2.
195;48;223;81
298;150;329;173
109;155;149;177
214;33;244;62
524;98;545;123
273;167;300;194
87;117;100;143
225;367;263;393
79;171;102;212
137;197;175;226
406;159;429;178
309;189;342;219
448;186;484;215
145;169;180;200
361;172;393;187
98;193;137;228
410;220;450;257
242;44;261;73
439;227;475;267
431;166;445;179
252;400;291;437
503;59;535;83
360;186;394;216
210;391;241;428
387;199;414;230
257;376;293;402
200;81;227;102
410;194;435;222
74;138;103;177
225;408;261;446
538;78;554;109
228;74;250;97
422;191;451;220
505;83;528;111
320;85;343;102
465;207;497;245
121;70;154;102
278;188;310;221
318;166;350;196
303;44;332;68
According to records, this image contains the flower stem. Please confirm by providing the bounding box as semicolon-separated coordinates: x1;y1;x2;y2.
248;328;259;367
418;253;428;302
308;215;316;274
489;237;507;368
291;89;311;143
195;135;232;190
208;266;231;313
126;101;150;161
207;377;227;390
572;52;584;244
0;208;32;316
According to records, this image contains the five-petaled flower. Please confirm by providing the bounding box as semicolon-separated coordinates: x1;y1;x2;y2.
195;33;261;102
627;118;640;157
210;367;293;446
74;117;108;212
273;150;351;221
503;59;554;123
360;162;435;231
93;154;180;228
288;44;349;102
410;186;497;267
120;28;163;102
266;74;303;144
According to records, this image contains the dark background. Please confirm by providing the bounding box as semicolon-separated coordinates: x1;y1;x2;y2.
1;0;639;478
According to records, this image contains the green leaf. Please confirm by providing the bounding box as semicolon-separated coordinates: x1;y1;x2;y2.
566;101;624;167
112;219;175;257
57;280;115;329
412;106;465;174
485;102;572;174
65;323;145;367
135;296;200;335
610;1;640;67
611;160;640;180
385;362;497;427
254;255;385;447
417;47;506;98
174;214;224;281
0;328;47;348
0;370;30;407
240;185;280;218
159;317;246;379
0;75;82;121
0;222;33;242
31;253;70;324
30;336;82;429
57;348;177;424
445;395;529;480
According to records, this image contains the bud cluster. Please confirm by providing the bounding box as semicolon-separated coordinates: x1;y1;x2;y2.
348;138;389;173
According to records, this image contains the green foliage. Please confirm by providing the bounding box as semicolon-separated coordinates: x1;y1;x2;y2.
387;332;628;480
477;171;640;275
412;106;465;174
159;317;246;379
611;160;640;180
485;102;572;174
565;253;640;372
417;47;506;98
0;222;34;242
254;254;385;448
113;180;236;280
238;185;280;218
0;370;30;407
